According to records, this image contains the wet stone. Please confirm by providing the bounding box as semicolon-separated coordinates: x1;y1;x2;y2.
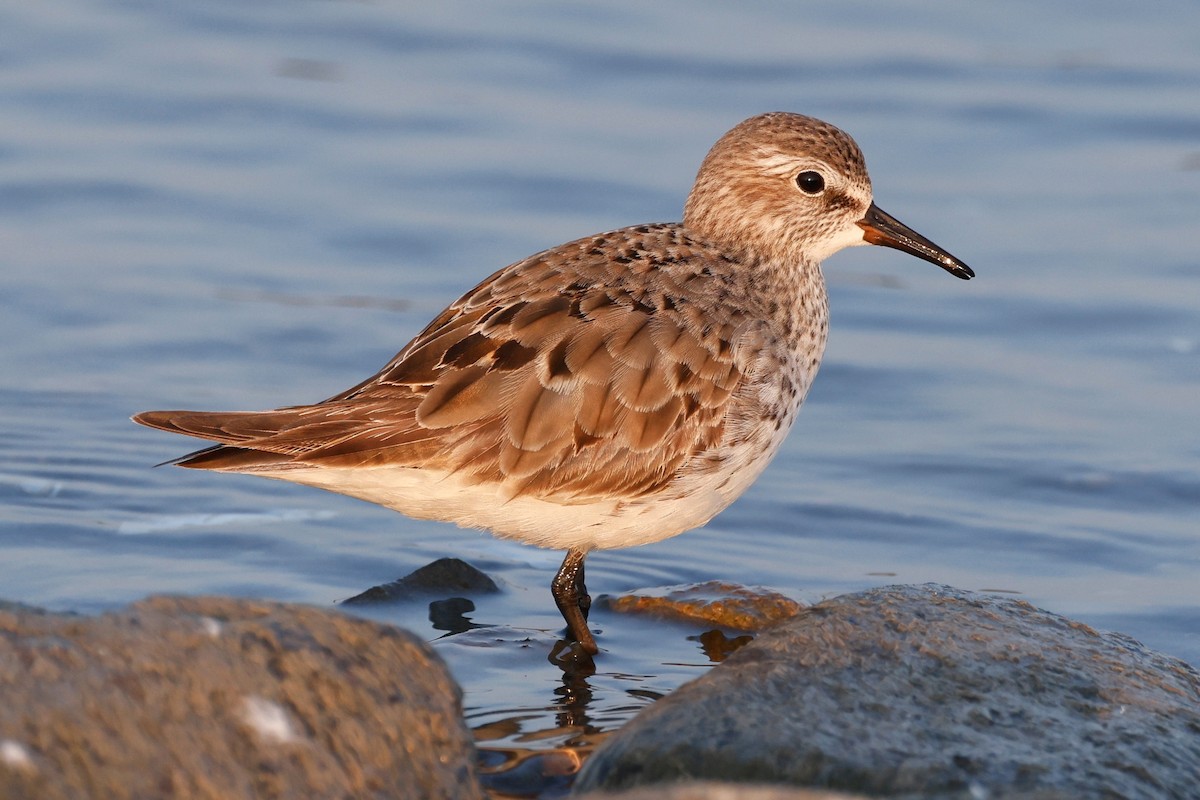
598;580;802;631
575;584;1200;799
0;595;482;800
342;556;500;605
480;748;582;798
575;782;869;800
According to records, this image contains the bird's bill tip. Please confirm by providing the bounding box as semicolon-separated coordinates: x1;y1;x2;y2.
858;203;974;280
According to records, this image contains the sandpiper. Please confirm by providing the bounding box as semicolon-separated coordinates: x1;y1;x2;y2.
135;112;973;655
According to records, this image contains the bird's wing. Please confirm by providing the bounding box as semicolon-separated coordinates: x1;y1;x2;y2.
134;225;768;503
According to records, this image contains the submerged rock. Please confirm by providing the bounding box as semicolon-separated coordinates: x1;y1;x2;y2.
342;556;500;605
575;584;1200;799
599;581;802;631
576;782;868;799
0;595;482;800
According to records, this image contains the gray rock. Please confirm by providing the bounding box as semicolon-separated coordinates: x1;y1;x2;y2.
574;584;1200;799
0;595;482;800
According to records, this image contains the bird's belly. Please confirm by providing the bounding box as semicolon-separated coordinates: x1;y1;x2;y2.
254;421;791;553
254;358;808;553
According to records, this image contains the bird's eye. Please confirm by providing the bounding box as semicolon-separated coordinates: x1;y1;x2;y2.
795;171;825;195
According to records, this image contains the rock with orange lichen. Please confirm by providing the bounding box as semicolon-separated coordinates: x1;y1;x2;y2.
599;581;802;630
0;596;481;800
576;584;1200;799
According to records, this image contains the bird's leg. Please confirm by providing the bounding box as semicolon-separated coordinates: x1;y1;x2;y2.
552;549;597;654
575;554;591;621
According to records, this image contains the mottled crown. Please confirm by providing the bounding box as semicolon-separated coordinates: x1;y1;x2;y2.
683;113;874;265
715;113;867;177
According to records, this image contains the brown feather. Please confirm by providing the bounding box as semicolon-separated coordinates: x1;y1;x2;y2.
134;220;804;502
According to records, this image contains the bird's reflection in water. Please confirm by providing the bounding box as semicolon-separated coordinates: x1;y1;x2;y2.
548;639;597;731
472;639;603;798
466;617;756;797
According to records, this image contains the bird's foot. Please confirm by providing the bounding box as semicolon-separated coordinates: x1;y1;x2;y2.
552;549;598;654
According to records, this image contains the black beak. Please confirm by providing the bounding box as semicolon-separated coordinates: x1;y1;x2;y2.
858;202;974;280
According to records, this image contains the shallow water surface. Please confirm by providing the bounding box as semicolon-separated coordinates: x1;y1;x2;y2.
2;1;1199;795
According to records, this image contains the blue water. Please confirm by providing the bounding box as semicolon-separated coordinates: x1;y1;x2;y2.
3;0;1198;791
